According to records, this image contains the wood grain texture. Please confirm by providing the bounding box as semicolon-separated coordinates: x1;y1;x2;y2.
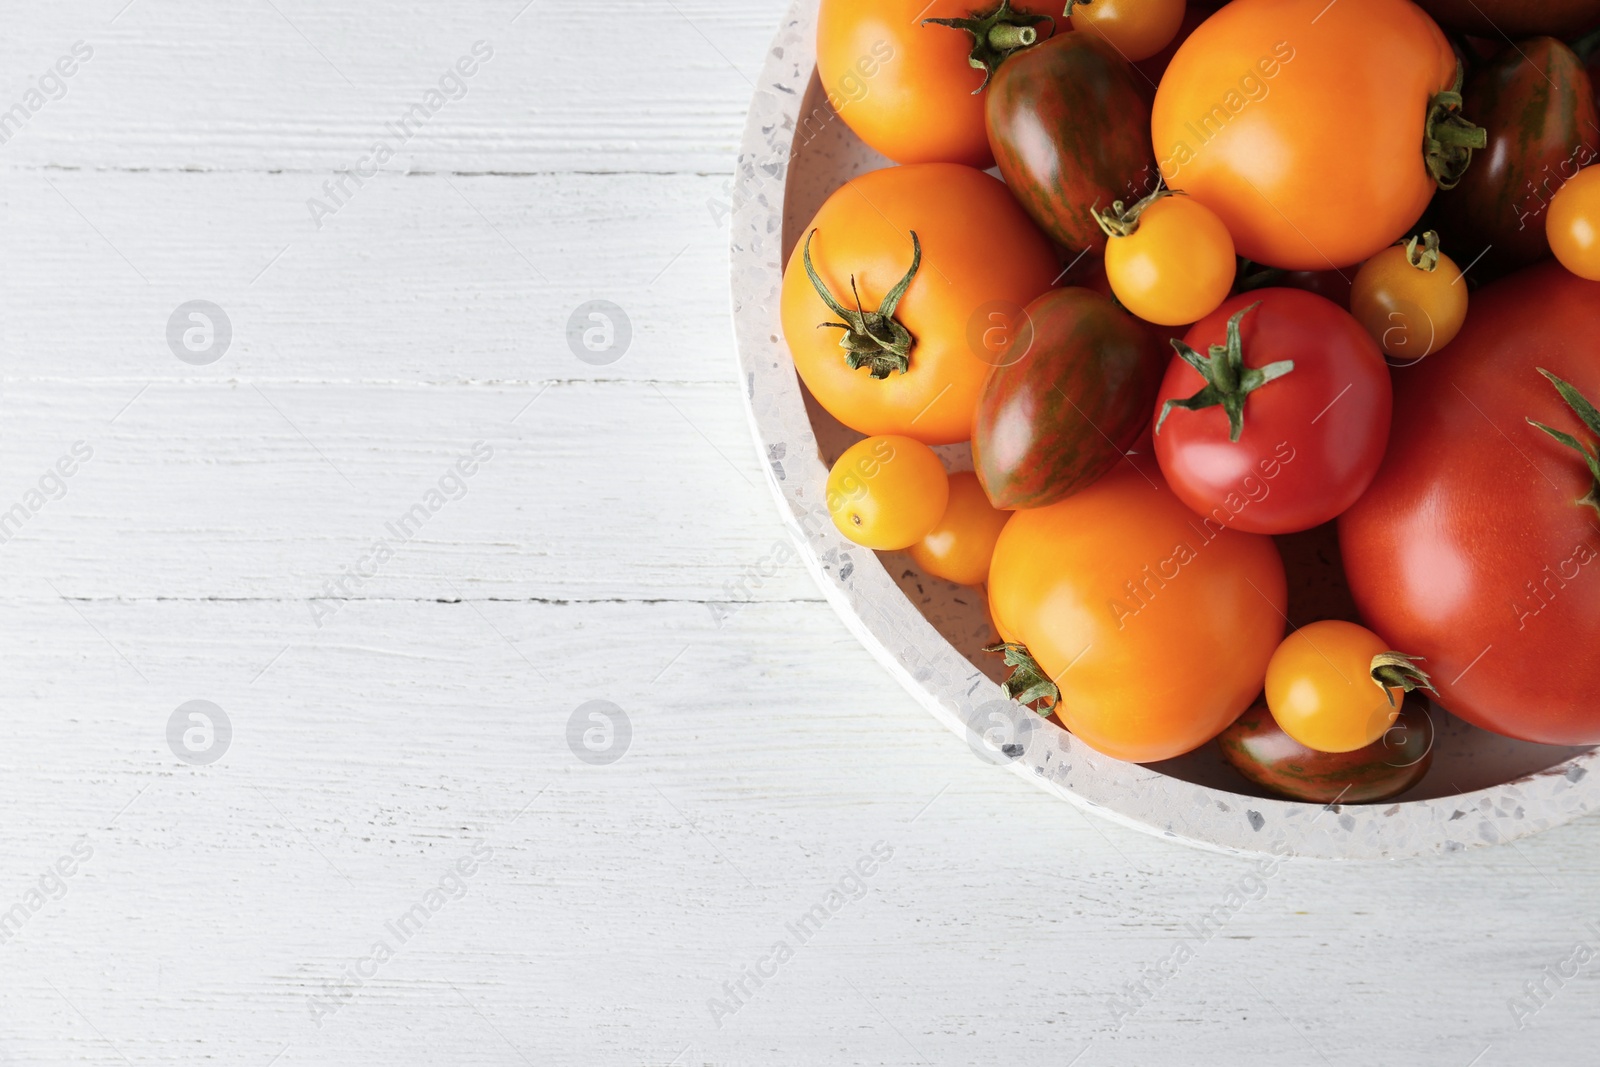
1;1;1598;1064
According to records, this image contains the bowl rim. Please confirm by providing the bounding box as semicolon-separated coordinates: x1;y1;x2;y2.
726;0;1600;859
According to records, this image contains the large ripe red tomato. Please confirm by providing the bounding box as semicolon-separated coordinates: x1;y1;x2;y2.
1151;0;1470;269
1151;289;1392;534
1340;261;1600;745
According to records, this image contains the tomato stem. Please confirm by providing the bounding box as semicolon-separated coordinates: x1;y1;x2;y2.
1526;368;1600;520
1154;303;1293;444
1424;65;1487;190
923;0;1055;94
1369;652;1438;708
1092;182;1174;240
1403;230;1443;272
983;642;1060;712
801;229;920;379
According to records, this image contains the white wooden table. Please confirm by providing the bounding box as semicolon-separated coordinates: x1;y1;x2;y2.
1;2;1596;1064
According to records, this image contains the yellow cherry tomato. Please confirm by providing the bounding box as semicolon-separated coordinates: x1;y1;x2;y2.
907;471;1010;586
1349;231;1468;362
826;435;949;550
1102;194;1235;327
1548;166;1600;281
1069;0;1186;62
1264;620;1435;754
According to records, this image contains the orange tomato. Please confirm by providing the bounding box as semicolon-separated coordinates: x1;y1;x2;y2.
1348;232;1468;361
1101;193;1236;326
1069;0;1186;63
908;471;1010;585
781;164;1059;445
1547;165;1600;280
1151;0;1464;270
826;436;949;550
987;461;1286;763
1264;621;1418;754
817;0;1058;167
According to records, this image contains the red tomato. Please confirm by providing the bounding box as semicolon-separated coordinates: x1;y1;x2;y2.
1340;261;1600;745
1151;289;1393;534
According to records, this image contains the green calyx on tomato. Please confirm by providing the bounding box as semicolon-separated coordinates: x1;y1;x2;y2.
802;228;920;379
1154;303;1295;443
1526;368;1600;518
1401;230;1444;272
1091;183;1173;239
1369;652;1438;708
923;0;1054;93
1424;65;1488;190
983;641;1060;711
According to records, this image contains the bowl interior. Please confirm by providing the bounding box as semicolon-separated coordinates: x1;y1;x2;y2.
778;68;1592;806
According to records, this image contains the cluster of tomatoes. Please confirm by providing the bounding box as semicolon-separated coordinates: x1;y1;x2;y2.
785;0;1600;803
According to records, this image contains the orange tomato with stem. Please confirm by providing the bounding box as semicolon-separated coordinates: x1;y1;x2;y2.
1098;189;1236;327
908;471;1010;585
986;460;1286;763
817;0;1057;168
1151;0;1484;270
1349;231;1468;361
1264;620;1437;753
781;163;1059;445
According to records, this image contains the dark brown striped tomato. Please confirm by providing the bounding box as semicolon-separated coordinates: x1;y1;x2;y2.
1413;0;1600;37
972;288;1166;510
984;33;1158;254
1432;38;1600;279
1218;701;1434;804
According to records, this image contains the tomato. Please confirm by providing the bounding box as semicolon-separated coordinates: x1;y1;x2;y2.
1100;191;1235;327
1067;0;1186;63
1151;0;1480;270
973;287;1167;509
781;164;1059;445
1339;261;1600;745
987;460;1286;763
825;436;949;550
1547;165;1600;280
1263;621;1436;753
1432;38;1600;280
816;0;1057;168
907;471;1010;585
986;33;1158;253
1412;0;1600;37
1349;232;1468;362
1219;699;1435;803
1152;290;1392;534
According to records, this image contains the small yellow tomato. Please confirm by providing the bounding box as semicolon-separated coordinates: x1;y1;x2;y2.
1548;166;1600;281
826;435;949;550
1102;194;1235;327
1264;620;1436;754
907;471;1011;586
1349;231;1468;362
1069;0;1186;62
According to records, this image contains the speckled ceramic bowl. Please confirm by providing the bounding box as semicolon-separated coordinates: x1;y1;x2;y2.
728;0;1599;858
